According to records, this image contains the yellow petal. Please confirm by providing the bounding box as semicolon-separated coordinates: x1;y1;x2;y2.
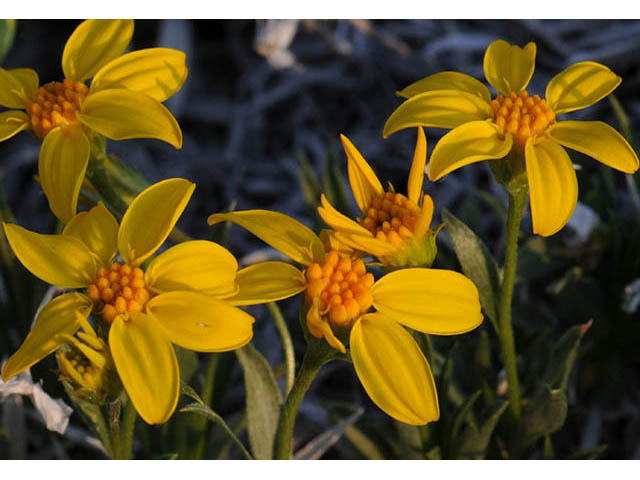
525;137;578;237
414;194;434;239
397;71;491;103
545;61;621;114
63;202;119;267
371;268;483;335
3;223;96;288
350;314;439;425
78;89;182;148
91;48;188;102
208;210;325;266
341;134;384;214
549;121;639;174
317;194;372;237
38;125;90;223
0;110;30;142
334;231;396;258
319;229;361;258
227;261;306;306
428;121;513;181
118;178;195;266
109;312;179;425
407;127;427;204
0;293;92;381
147;291;254;352
383;90;492;138
145;240;238;297
0;67;37;108
62;19;134;82
7;68;39;102
483;39;536;95
306;298;345;353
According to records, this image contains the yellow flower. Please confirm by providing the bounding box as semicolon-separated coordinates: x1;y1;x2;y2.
1;178;254;425
208;209;482;425
384;39;639;237
319;128;440;269
0;19;187;223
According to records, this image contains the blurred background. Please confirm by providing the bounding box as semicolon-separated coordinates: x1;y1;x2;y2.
2;19;640;459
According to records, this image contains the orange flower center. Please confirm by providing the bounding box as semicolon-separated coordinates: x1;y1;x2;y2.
361;191;418;247
25;79;88;139
304;250;374;329
87;262;154;323
491;90;556;147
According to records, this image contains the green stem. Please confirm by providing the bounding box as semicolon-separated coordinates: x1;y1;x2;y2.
274;347;327;459
118;398;137;460
268;302;295;396
109;399;122;460
498;188;527;424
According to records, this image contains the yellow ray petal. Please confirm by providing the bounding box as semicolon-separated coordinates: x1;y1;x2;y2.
549;121;639;174
0;293;92;381
147;291;254;352
7;68;39;103
371;268;483;335
63;202;119;267
334;231;396;258
91;48;188;102
118;178;195;266
0;67;36;109
383;90;492;138
319;229;361;258
427;120;513;181
545;61;621;114
483;39;536;95
38;125;90;223
397;71;491;103
208;210;325;266
109;312;179;425
306;297;346;353
414;194;434;239
145;240;238;297
407;127;427;204
341;134;384;214
350;314;439;425
3;223;96;288
317;194;372;237
62;19;134;82
525;137;578;237
78;89;182;148
227;261;306;306
0;110;30;142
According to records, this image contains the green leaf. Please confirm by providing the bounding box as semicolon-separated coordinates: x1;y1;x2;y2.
442;209;500;330
235;344;283;459
543;320;592;391
174;345;198;385
523;386;568;443
63;381;112;458
450;389;482;443
457;400;509;459
343;424;384;460
294;407;364;459
179;385;253;460
394;422;424;459
0;20;16;64
543;434;555;460
569;444;608;460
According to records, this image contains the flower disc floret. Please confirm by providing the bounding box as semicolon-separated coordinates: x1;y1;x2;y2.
87;261;153;323
491;91;555;147
26;79;88;138
305;250;374;329
362;191;419;246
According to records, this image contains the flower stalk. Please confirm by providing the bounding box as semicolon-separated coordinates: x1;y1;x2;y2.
497;187;527;424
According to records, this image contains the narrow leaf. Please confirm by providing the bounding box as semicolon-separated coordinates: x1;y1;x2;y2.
343;424;384;460
458;400;509;459
442;209;500;330
294;407;364;459
235;344;283;459
543;320;592;391
523;386;568;444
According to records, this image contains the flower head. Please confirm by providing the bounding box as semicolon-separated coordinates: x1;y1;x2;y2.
208;209;483;425
384;39;639;237
0;19;187;223
319;128;440;269
2;179;254;424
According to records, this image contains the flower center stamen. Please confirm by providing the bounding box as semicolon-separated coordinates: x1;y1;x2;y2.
87;262;153;323
361;191;419;247
25;79;88;139
304;250;374;329
491;91;556;146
